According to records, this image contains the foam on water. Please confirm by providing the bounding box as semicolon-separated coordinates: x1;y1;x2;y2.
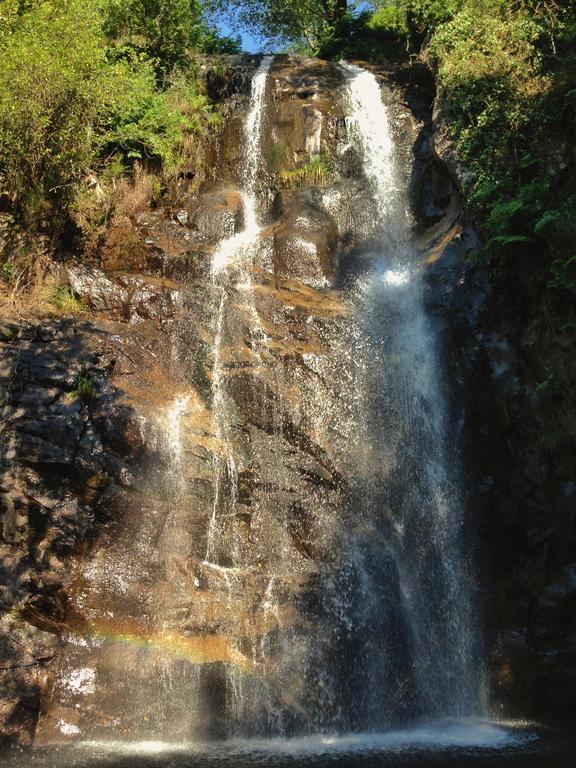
76;721;534;758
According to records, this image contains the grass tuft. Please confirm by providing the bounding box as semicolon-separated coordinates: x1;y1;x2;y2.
67;372;97;404
51;284;87;314
277;157;331;189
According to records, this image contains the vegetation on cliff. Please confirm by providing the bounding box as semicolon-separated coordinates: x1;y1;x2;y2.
0;0;237;276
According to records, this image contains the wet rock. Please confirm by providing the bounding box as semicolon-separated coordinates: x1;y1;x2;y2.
273;190;338;286
204;55;261;101
66;264;185;322
267;56;344;169
185;190;245;244
66;264;127;314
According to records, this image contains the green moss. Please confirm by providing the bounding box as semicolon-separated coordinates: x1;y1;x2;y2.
267;142;288;173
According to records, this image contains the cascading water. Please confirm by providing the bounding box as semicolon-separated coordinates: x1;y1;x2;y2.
206;56;272;567
333;62;487;721
30;58;507;758
197;56;487;736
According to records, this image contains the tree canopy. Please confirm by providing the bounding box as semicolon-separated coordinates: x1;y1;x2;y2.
206;0;352;51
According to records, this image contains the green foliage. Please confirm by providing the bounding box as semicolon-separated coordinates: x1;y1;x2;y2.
103;0;240;76
0;0;112;227
0;0;228;241
548;255;576;294
207;0;349;51
536;367;555;394
196;27;242;54
423;0;576;290
399;0;462;43
1;263;14;284
277;157;331;189
317;10;407;60
67;371;97;403
51;284;88;314
267;142;288;172
103;0;204;79
101;64;189;166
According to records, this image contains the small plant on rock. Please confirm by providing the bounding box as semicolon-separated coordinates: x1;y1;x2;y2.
51;283;87;314
1;263;14;283
267;142;288;173
278;157;331;189
67;371;97;404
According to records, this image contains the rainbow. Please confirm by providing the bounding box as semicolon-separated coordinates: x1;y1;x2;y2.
82;619;257;674
22;605;257;674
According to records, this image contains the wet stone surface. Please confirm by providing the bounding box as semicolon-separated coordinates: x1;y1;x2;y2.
1;54;573;749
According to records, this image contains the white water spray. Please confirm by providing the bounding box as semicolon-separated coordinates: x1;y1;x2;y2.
340;61;487;719
340;62;400;224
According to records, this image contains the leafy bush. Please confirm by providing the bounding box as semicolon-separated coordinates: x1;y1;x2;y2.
103;0;204;78
425;1;575;277
317;10;407;61
0;0;227;253
104;0;241;78
0;0;112;227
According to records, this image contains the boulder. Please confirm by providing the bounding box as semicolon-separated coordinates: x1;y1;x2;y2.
273;190;338;287
185;190;245;244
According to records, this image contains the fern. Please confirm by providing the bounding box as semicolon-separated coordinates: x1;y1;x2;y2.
534;210;562;235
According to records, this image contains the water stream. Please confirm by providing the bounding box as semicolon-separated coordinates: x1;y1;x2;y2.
339;61;486;720
206;55;272;566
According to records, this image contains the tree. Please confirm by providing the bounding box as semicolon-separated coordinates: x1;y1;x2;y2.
206;0;351;51
103;0;205;76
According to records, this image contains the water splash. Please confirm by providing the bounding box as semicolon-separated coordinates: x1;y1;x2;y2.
340;62;487;719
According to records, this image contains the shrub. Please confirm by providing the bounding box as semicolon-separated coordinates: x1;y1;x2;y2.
0;0;112;229
0;0;224;245
51;284;87;315
426;1;576;269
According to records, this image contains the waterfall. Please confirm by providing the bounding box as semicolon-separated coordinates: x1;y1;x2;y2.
211;56;272;276
206;55;273;566
337;61;487;720
32;57;497;750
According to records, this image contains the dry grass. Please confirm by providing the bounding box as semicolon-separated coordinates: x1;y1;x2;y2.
278;157;331;189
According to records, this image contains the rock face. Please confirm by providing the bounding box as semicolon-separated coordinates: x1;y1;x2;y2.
427;66;576;722
1;54;573;748
0;56;461;748
0;315;176;745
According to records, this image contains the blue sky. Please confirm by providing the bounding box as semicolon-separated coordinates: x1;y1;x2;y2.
216;18;262;53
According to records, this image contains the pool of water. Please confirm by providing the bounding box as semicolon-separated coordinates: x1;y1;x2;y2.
2;721;573;768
